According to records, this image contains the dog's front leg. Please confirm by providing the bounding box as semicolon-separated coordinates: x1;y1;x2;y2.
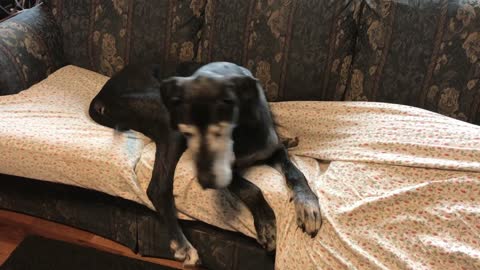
269;147;322;237
228;172;276;251
146;132;200;266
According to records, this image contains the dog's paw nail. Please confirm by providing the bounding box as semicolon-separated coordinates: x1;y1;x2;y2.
183;250;200;267
171;240;200;266
294;192;322;237
255;219;277;252
173;249;186;261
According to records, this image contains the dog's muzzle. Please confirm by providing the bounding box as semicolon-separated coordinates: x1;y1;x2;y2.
197;166;232;189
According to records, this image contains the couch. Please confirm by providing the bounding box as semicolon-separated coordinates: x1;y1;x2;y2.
0;1;479;269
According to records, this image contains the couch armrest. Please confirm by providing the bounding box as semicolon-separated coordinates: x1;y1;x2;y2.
0;4;65;95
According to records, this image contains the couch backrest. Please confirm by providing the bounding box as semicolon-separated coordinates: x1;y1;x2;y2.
195;0;358;102
347;0;480;124
46;0;358;102
46;0;204;78
44;0;479;124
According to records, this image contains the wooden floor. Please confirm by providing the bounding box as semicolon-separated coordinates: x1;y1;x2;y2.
0;210;196;269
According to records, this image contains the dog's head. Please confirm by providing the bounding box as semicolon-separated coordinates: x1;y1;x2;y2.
161;75;259;189
89;64;165;135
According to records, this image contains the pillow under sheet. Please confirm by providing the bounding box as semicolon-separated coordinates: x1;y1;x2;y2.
0;65;152;205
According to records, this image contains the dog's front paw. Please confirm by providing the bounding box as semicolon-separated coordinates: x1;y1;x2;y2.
253;207;277;252
170;240;200;267
293;191;322;237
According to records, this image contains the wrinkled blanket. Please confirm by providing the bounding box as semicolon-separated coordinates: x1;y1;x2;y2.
2;66;480;269
137;102;480;269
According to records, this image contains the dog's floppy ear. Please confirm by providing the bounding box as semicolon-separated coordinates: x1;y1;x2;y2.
159;77;185;128
150;64;163;81
118;91;162;120
230;76;260;103
160;77;184;109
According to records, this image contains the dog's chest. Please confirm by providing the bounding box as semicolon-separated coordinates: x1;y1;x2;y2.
233;126;280;168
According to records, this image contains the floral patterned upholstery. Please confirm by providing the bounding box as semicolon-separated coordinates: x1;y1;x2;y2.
0;0;479;124
47;0;204;78
0;4;65;95
197;0;359;101
346;0;480;125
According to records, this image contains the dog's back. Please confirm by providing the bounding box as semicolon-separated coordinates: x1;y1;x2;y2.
193;62;253;79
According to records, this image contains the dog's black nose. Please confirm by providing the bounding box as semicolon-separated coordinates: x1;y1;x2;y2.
198;172;216;189
199;182;214;190
89;98;110;126
92;99;106;115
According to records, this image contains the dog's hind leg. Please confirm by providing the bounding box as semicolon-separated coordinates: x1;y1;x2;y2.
268;147;322;237
228;172;276;251
146;132;200;266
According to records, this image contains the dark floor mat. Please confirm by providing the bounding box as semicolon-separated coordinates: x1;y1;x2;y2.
0;236;176;270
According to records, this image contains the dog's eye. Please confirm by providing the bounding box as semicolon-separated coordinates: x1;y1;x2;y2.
182;131;193;139
222;98;234;105
170;97;183;106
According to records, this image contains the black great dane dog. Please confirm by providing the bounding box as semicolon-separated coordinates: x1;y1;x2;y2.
89;62;321;266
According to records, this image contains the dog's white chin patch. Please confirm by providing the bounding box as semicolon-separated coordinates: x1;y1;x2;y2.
207;122;235;188
179;122;235;188
212;157;232;188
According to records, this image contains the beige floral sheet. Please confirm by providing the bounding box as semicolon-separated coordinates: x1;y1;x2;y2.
0;66;152;206
2;66;480;269
137;101;480;270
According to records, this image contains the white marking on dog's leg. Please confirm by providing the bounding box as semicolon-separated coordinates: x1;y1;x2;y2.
170;240;179;251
